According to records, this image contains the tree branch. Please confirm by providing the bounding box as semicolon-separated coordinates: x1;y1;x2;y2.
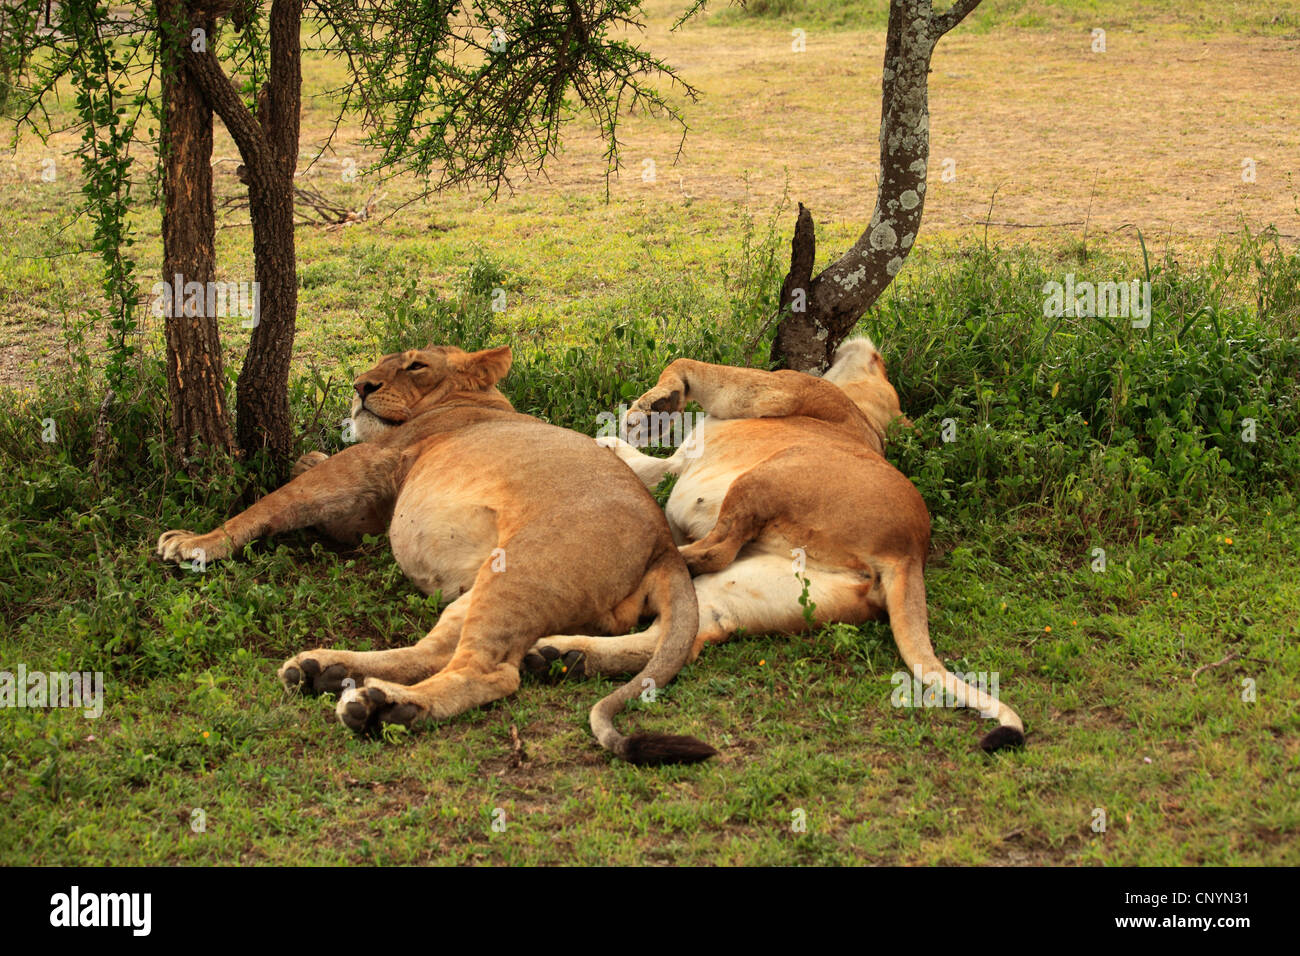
182;28;274;186
931;0;983;39
772;0;984;372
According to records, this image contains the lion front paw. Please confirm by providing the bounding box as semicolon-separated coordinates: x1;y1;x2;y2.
337;681;425;737
156;528;233;565
290;450;329;480
624;385;684;438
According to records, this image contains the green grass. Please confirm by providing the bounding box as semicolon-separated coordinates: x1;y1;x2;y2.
2;0;1299;867
2;219;1298;864
1;507;1295;864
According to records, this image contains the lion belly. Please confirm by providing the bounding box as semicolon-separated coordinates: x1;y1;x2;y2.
665;417;796;547
665;463;731;545
388;477;500;601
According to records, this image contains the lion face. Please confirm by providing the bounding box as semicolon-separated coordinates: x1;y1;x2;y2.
350;345;513;442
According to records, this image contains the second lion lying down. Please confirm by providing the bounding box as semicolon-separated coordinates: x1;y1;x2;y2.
529;338;1025;752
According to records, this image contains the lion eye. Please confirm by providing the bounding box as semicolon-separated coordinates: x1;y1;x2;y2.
406;361;427;371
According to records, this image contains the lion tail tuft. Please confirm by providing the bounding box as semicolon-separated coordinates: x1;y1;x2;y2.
978;724;1026;753
622;733;719;765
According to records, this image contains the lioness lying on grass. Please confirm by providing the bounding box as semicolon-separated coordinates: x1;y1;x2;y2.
528;338;1025;753
157;344;715;765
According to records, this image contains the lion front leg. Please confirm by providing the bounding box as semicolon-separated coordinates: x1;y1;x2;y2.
156;442;399;565
629;359;860;425
287;450;391;545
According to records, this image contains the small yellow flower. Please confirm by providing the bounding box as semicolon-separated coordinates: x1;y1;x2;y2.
1070;619;1078;626
1171;590;1178;599
202;731;210;738
759;659;766;667
999;602;1007;611
1043;625;1052;633
1224;537;1233;545
561;666;568;673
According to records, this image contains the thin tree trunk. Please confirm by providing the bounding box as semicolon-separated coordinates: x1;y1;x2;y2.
156;0;234;465
235;0;300;473
186;0;302;478
772;0;983;373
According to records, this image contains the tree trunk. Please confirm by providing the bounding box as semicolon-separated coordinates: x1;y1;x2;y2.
771;0;982;373
186;0;302;478
234;0;301;474
156;0;234;465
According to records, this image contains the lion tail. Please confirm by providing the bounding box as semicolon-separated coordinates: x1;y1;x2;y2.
588;551;718;765
882;558;1026;753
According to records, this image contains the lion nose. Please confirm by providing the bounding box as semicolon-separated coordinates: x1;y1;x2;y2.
355;380;381;399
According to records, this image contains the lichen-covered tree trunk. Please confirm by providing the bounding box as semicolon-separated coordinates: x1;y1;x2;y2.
156;0;234;465
771;0;982;373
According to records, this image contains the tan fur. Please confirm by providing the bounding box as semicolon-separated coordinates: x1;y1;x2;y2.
540;338;1025;752
156;345;715;764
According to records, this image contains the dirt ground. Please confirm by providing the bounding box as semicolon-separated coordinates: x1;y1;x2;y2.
2;5;1298;385
7;8;1298;237
519;9;1300;243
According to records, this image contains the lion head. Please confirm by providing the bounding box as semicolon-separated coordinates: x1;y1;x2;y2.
822;337;910;445
350;344;514;442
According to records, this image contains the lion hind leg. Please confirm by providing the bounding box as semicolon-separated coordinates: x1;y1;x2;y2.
676;464;789;575
632;359;861;425
596;435;684;490
339;658;522;735
338;598;526;734
689;550;877;650
279;591;471;695
529;553;882;670
525;625;664;678
335;544;581;734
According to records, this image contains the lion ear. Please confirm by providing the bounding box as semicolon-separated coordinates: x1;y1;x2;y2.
451;345;512;389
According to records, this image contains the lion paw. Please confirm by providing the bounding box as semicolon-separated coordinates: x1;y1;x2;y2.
522;645;586;683
337;681;425;736
278;653;361;696
157;528;232;565
291;451;329;479
624;385;684;437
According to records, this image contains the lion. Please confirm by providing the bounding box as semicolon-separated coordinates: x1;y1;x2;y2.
526;338;1026;752
156;344;716;765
